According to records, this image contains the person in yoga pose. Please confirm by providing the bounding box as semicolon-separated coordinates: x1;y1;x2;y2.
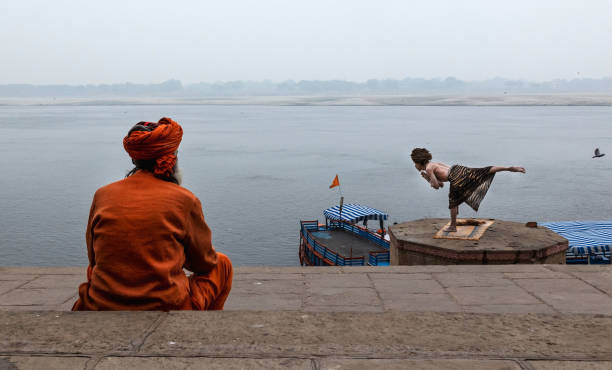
410;148;525;232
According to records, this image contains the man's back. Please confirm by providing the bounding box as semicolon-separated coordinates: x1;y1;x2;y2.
74;170;216;310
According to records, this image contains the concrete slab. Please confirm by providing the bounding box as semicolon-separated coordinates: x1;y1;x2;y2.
447;265;551;272
527;361;612;370
433;272;515;287
139;311;612;358
321;359;522;370
534;292;612;315
0;288;77;306
230;279;305;295
0;275;38;282
305;287;381;307
504;271;574;279
513;278;603;294
366;272;432;280
95;356;313;370
372;277;444;294
20;275;85;289
382;293;462;312
0;281;27;295
0;356;89;370
224;293;302;311
233;273;303;280
462;304;556;314
306;273;372;288
527;361;612;369
0;311;163;353
570;271;612;294
447;286;541;305
0;267;85;275
303;304;384;312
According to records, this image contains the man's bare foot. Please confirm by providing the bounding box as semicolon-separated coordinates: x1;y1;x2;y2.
510;166;526;173
444;225;457;232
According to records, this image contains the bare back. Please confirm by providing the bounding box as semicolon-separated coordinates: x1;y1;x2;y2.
425;162;451;182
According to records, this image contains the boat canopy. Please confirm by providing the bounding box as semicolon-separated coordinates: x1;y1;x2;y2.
542;221;612;254
323;204;388;223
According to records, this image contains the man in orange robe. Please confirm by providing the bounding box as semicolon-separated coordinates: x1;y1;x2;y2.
73;117;233;311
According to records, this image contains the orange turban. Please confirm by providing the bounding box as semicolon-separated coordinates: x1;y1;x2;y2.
123;117;183;178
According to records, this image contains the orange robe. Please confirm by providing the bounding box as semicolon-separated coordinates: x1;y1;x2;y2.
73;170;232;311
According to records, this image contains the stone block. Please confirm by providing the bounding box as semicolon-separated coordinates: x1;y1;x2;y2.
224;293;302;311
21;275;85;289
570;272;612;294
534;292;612;315
504;271;573;279
0;311;163;353
372;278;444;294
230;279;305;295
367;272;432;280
462;304;556;314
233;273;303;281
527;361;612;369
305;287;381;307
0;356;89;370
447;286;540;305
390;219;568;265
0;281;27;295
513;278;602;294
321;359;522;370
0;288;77;306
0;267;85;275
433;272;514;287
303;304;384;312
0;274;38;282
95;356;313;370
306;273;372;288
382;293;461;312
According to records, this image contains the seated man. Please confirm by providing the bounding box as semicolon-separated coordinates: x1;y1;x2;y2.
410;148;525;233
73;117;232;311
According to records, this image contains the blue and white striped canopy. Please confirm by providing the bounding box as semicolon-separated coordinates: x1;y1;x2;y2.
323;204;388;223
542;221;612;254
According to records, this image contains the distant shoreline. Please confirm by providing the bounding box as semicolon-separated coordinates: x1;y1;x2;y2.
2;94;612;106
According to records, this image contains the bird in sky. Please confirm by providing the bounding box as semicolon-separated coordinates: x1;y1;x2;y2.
592;148;606;158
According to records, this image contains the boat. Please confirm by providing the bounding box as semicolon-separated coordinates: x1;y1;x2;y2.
299;203;390;266
542;221;612;264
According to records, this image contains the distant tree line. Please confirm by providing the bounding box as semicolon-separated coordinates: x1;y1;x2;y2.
2;77;612;97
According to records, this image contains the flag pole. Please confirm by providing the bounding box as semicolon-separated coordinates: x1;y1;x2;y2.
338;184;344;222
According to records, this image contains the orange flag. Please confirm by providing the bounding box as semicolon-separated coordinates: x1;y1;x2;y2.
329;174;340;189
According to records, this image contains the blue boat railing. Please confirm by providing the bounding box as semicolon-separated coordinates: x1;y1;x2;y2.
368;251;390;266
300;221;366;266
328;220;390;249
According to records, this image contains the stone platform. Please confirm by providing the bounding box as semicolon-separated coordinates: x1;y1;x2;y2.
389;219;568;265
2;265;612;369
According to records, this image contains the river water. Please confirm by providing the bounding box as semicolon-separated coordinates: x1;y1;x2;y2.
1;105;611;266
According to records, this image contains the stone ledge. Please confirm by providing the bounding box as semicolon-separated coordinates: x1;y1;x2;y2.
1;311;612;361
2;266;612;316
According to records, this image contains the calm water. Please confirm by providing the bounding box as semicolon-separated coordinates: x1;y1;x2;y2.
1;105;611;266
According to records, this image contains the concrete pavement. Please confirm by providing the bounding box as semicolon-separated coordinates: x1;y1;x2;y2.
1;265;612;369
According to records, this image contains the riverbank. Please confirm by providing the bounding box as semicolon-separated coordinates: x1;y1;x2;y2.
3;93;612;106
1;265;612;369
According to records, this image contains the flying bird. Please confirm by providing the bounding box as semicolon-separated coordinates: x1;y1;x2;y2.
592;148;606;158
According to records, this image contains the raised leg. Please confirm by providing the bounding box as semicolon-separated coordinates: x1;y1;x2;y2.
489;166;526;174
445;207;458;232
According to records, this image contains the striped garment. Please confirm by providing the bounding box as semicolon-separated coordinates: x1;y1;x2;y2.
447;165;495;211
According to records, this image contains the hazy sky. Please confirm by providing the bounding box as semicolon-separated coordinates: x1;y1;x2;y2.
1;0;611;84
